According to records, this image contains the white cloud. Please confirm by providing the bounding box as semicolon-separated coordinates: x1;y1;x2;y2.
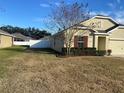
40;4;50;8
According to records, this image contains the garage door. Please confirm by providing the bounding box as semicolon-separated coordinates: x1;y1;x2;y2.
109;40;124;55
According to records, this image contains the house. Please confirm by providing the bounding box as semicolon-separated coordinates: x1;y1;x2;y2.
51;15;124;55
12;32;51;48
12;33;31;41
12;33;32;46
0;30;14;48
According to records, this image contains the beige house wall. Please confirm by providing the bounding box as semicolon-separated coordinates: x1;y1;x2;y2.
109;28;124;54
50;35;64;52
68;29;92;48
81;18;115;31
95;36;98;49
0;35;13;48
51;29;93;52
106;36;110;50
110;28;124;38
109;40;124;55
88;36;93;47
94;35;109;50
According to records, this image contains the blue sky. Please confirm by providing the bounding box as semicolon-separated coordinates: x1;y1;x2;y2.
0;0;124;32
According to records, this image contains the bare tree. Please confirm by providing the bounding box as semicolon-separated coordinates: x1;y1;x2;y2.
47;0;90;55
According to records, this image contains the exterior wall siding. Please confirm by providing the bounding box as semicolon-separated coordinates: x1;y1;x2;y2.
50;37;64;52
109;40;124;55
110;28;124;38
81;18;115;31
0;35;13;48
109;28;124;54
87;36;93;48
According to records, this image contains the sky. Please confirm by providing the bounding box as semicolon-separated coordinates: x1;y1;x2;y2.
0;0;124;32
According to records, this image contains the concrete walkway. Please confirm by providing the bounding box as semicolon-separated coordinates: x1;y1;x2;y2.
105;54;124;58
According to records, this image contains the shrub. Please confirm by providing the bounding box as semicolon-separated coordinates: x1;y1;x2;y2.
62;48;107;56
96;50;106;56
62;48;97;56
107;49;112;56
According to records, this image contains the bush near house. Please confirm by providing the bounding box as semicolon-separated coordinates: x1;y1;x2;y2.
62;48;106;56
96;50;106;56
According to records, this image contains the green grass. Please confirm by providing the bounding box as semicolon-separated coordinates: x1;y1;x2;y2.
0;46;26;78
0;46;25;59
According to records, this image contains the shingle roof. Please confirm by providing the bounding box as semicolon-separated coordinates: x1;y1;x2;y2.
119;24;124;26
12;33;31;41
0;30;13;37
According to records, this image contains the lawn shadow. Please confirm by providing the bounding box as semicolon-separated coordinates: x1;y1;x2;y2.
1;46;59;56
26;48;58;55
0;46;26;53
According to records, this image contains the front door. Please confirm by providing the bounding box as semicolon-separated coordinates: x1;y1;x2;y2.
98;37;106;50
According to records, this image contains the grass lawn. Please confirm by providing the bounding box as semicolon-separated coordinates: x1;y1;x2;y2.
0;46;124;93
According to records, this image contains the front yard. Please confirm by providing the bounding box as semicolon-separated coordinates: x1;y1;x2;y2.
0;46;124;93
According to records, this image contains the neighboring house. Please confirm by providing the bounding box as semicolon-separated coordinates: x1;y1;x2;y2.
12;33;31;41
13;32;51;48
12;33;32;46
0;30;14;48
51;15;124;55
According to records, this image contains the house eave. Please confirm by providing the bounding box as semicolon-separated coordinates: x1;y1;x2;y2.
107;25;124;34
94;33;109;36
0;33;14;37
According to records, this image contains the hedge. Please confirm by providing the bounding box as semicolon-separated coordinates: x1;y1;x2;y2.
62;48;106;56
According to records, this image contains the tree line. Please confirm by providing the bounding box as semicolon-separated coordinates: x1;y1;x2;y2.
0;25;51;39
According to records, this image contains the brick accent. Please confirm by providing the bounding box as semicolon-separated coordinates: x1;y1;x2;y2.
83;36;88;48
74;36;78;48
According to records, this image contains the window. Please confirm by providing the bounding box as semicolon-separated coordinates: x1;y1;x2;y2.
78;36;84;48
78;43;84;48
78;36;84;41
14;38;24;41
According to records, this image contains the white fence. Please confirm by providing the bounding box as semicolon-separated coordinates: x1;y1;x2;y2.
13;40;51;48
29;40;50;48
13;41;30;46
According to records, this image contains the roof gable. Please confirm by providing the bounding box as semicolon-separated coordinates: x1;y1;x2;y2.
52;15;123;36
81;15;118;32
12;33;31;40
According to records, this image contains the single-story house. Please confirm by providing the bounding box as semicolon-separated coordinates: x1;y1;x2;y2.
12;33;31;41
50;15;124;55
0;30;14;48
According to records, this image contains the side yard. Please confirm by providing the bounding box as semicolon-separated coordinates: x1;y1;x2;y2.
0;46;124;93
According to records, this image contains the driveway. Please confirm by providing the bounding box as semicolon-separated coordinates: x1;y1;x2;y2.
111;54;124;58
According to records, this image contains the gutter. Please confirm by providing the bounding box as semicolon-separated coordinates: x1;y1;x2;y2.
94;33;110;36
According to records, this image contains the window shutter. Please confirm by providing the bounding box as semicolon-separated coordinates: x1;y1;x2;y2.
74;36;78;48
83;36;88;48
